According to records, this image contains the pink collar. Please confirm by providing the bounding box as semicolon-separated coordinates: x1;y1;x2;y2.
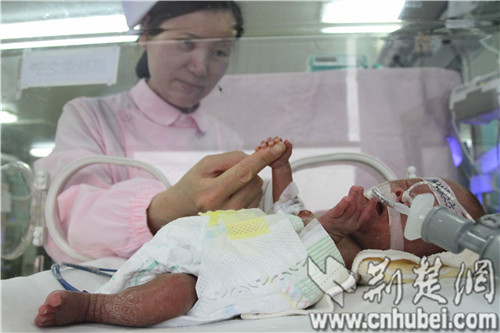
129;79;209;132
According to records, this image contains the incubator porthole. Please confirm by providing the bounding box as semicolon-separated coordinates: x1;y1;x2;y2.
1;163;33;262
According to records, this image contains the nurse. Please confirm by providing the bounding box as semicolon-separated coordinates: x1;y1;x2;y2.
35;1;277;262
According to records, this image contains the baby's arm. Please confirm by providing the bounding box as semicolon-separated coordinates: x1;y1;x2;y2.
256;137;315;223
255;137;293;202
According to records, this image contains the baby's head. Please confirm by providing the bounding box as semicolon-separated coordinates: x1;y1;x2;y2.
443;179;485;220
352;177;486;257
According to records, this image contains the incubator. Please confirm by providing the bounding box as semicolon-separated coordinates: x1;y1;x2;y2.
1;1;499;331
0;0;498;272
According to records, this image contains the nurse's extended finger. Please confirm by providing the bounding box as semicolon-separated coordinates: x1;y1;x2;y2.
198;150;248;176
221;142;286;193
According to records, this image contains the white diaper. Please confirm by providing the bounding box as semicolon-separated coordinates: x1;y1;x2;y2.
98;187;344;327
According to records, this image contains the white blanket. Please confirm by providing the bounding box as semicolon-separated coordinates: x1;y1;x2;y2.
2;255;498;332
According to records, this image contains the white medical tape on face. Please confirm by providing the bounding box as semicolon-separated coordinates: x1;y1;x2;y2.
388;206;405;251
377;183;404;251
413;178;472;220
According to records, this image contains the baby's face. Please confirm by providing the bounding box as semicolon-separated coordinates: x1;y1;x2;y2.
351;179;458;257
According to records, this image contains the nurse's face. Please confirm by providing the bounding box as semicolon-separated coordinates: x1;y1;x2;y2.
140;10;236;110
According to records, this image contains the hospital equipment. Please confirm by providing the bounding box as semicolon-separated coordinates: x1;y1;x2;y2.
372;187;410;215
1;156;171;262
51;262;116;292
406;196;500;280
43;155;171;262
263;152;397;213
1;0;498;330
1;161;34;260
370;180;500;279
18;149;397;316
449;70;500;214
307;54;368;71
2;66;465;267
450;70;500;124
18;151;396;262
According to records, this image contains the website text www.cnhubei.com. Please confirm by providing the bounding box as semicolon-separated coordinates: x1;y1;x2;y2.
309;307;498;331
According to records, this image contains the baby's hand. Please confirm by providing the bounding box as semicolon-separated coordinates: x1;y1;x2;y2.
318;186;378;243
255;137;292;169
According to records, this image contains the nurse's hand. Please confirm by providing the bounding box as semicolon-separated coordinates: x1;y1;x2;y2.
147;143;286;234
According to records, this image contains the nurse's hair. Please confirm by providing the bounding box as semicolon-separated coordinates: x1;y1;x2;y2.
136;1;244;79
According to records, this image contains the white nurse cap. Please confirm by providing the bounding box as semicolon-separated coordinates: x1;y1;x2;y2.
122;1;158;30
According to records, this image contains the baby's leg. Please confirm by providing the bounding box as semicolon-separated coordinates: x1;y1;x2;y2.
255;137;293;202
35;273;197;327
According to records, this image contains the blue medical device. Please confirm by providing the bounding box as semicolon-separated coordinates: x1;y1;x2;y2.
51;263;116;292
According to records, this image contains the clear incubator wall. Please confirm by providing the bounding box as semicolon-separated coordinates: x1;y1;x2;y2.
1;1;499;278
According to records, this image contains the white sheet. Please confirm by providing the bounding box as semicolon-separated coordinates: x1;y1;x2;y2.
2;257;498;332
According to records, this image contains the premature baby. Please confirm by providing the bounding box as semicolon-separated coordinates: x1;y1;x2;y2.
317;177;485;268
35;137;345;328
35;137;485;327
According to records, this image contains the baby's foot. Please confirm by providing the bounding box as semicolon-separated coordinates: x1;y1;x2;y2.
35;290;91;327
255;137;292;169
